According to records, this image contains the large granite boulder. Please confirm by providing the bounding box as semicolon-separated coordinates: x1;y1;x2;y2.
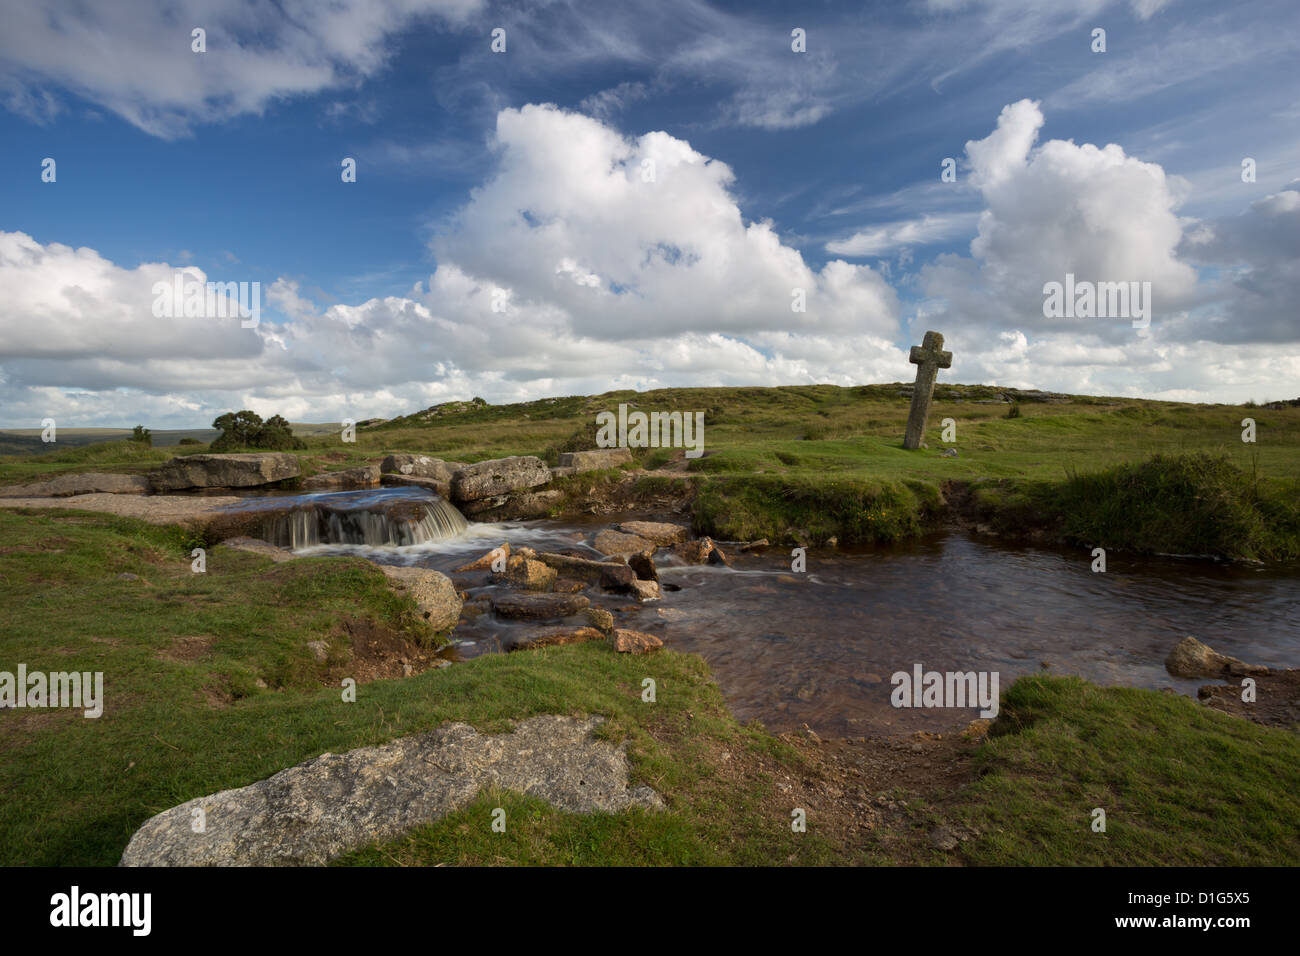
0;472;151;498
380;455;461;482
450;456;551;503
151;454;300;492
557;448;632;472
379;566;463;632
118;715;663;866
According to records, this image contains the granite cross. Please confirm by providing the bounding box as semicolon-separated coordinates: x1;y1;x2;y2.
903;331;952;450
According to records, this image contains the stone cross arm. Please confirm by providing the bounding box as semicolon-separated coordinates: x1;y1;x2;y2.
909;332;952;370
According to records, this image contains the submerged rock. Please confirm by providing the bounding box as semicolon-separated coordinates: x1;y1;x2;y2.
506;626;604;651
118;715;663;866
492;592;590;621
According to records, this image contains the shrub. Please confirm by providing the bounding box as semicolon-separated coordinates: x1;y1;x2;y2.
130;425;152;446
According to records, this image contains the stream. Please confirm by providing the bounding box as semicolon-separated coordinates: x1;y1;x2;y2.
223;488;1300;737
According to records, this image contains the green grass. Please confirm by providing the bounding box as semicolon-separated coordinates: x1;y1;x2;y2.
951;676;1300;865
0;510;836;867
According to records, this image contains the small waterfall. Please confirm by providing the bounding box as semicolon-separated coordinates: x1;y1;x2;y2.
236;489;470;549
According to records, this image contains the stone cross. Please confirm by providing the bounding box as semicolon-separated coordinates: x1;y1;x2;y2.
903;331;952;450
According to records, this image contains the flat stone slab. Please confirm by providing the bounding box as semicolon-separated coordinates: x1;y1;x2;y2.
592;529;655;557
492;592;590;621
301;465;380;491
380;455;462;481
0;492;240;523
119;715;663;866
151;453;300;492
0;472;151;498
557;448;633;471
617;521;688;546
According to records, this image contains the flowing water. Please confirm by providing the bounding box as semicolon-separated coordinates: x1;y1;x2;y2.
225;489;1300;737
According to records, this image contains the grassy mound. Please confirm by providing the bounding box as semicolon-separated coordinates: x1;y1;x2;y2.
952;675;1300;866
976;452;1300;559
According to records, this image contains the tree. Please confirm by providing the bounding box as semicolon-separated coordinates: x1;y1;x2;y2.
211;411;264;450
210;410;306;451
130;425;152;447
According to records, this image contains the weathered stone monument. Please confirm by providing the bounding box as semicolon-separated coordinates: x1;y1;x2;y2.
903;331;952;450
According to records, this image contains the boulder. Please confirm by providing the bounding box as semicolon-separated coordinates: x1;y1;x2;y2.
379;566;463;632
673;537;716;564
380;474;450;497
627;551;658;583
151;453;300;492
629;579;660;602
301;465;380;491
450;456;551;503
609;629;664;655
557;448;633;472
592;529;655;557
493;556;558;592
553;578;586;594
537;552;628;581
380;455;462;481
506;626;604;652
1165;637;1269;679
454;542;509;573
599;562;638;593
492;592;590;621
583;607;615;633
119;715;662;866
617;521;688;546
457;489;561;520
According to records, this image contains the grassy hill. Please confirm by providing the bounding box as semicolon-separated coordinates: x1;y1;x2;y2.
3;383;1298;558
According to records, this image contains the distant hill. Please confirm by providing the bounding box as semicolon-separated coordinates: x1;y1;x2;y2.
0;423;339;456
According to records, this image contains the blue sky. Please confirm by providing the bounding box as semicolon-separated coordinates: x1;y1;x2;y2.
1;0;1297;426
